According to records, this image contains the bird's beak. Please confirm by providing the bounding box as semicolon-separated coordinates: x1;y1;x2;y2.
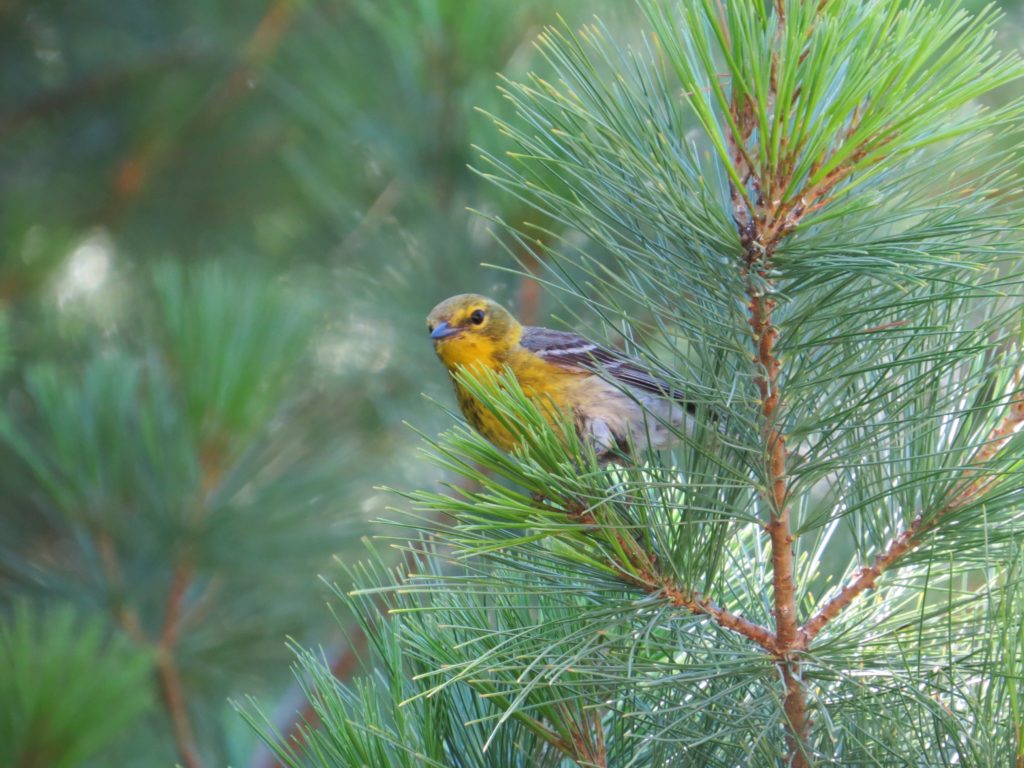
430;321;461;340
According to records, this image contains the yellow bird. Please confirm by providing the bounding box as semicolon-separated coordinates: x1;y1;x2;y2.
426;293;695;459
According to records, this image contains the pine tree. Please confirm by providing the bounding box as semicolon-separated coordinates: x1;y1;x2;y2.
247;1;1024;765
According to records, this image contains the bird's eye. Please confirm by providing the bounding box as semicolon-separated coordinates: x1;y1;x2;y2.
470;309;485;325
427;323;434;334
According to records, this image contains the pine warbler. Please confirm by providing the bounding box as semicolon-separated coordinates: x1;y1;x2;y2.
426;293;695;459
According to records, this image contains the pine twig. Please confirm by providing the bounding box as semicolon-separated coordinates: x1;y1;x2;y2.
718;3;856;756
745;256;808;763
96;524;202;766
750;287;808;763
714;1;891;756
205;0;299;120
158;561;203;768
724;35;811;766
800;390;1024;646
947;390;1024;507
660;579;780;653
555;495;780;653
156;442;227;768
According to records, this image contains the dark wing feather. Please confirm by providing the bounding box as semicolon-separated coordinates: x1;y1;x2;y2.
520;326;695;412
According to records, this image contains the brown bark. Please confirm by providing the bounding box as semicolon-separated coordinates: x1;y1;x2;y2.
747;277;807;766
800;522;918;646
660;579;779;653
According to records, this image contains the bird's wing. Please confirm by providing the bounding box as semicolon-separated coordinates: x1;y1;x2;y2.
520;326;695;411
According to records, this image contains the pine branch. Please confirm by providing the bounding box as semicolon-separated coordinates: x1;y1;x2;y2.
659;579;779;653
701;1;991;757
550;493;779;652
157;442;226;768
97;523;201;765
724;16;813;763
800;388;1024;646
747;276;809;762
947;388;1024;507
205;0;299;121
157;561;203;768
744;247;810;762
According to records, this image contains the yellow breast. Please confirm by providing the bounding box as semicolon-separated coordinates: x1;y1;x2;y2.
446;347;586;452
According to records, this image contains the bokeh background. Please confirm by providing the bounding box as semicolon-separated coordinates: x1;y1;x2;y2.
1;1;1021;767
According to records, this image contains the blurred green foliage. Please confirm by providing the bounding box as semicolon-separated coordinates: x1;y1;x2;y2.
0;0;619;765
0;602;153;768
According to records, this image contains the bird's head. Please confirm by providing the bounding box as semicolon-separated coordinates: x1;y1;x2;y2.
426;294;522;369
